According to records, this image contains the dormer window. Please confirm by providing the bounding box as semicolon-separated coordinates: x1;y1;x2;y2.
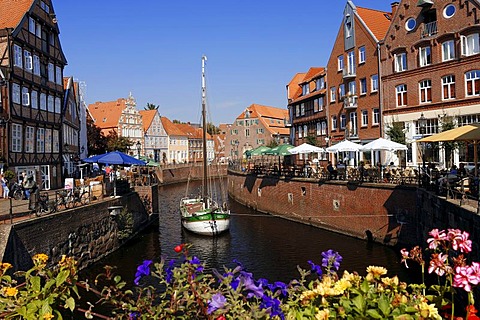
316;77;325;90
302;84;310;95
245;110;250;118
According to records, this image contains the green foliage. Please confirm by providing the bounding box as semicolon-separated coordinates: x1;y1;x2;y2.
105;130;133;153
267;139;278;148
3;170;15;182
116;207;134;240
206;122;220;135
86;117;107;155
305;135;318;146
386;121;406;145
144;103;159;110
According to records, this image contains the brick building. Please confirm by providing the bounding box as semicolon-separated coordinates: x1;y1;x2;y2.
381;0;480;167
326;1;392;165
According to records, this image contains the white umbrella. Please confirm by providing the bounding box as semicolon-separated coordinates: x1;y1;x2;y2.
326;140;363;152
360;138;408;151
288;143;324;154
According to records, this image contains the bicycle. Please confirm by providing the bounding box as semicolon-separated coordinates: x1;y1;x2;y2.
55;186;90;210
32;191;57;217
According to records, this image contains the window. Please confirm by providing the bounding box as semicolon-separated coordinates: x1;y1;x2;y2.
405;18;416;31
35;21;41;37
245;128;250;137
316;77;325;90
340;114;346;129
466;70;480;96
302;84;309;95
359;46;366;64
48;63;54;82
372;108;380;125
443;4;456;18
331;116;337;130
348;81;356;95
303;125;307;137
316;122;321;136
31;90;38;109
337;55;344;71
415;118;439;135
25;126;34;153
53;130;59;152
396;84;407;106
318;97;324;111
55;97;61;114
29;17;36;33
295;105;300;117
442;75;456;100
21;87;30;106
347;51;356;75
47;95;54;112
12;84;20;104
45;129;52;153
339;84;345;99
37;128;45;152
55;66;62;85
361;110;368;127
321;122;327;135
257;128;264;134
24;51;32;71
442;40;455;61
11;124;22;152
330;87;336;102
419;46;431;67
13;45;22;68
419;80;432;103
360;78;367;95
33;55;40;76
300;103;305;116
461;33;480;56
371;74;378;92
40;93;46;110
394;52;407;72
345;14;352;38
298;126;302;138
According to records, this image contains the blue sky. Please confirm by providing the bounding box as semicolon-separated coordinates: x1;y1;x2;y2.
53;0;392;125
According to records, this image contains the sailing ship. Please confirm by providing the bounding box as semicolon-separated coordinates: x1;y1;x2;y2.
179;56;230;236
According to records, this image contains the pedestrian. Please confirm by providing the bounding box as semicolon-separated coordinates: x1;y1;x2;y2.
23;174;36;200
1;174;9;199
327;161;338;180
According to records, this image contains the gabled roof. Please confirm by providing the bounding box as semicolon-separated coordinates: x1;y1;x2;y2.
88;99;126;130
175;123;212;140
287;73;306;101
356;6;391;40
236;104;289;136
139;110;157;132
0;0;33;29
160;117;188;137
299;67;325;84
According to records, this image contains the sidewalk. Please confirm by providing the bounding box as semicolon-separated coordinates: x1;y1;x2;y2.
0;197;32;224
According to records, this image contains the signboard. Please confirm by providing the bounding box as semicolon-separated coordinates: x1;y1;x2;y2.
64;178;74;190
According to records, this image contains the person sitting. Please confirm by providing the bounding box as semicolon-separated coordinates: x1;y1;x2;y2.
458;163;467;177
327;161;338;180
23;175;37;200
359;161;366;183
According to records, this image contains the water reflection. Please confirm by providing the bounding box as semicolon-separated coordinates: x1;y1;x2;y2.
82;180;411;285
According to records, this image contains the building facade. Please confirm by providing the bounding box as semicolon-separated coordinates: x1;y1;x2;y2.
326;1;392;165
139;109;168;162
62;76;81;180
160;116;188;164
381;0;480;167
0;0;67;189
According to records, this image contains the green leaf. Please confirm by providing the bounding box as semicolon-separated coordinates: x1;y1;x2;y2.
54;310;64;320
65;297;75;311
114;275;122;283
360;279;370;293
56;269;70;287
352;295;366;313
366;309;383;319
378;294;391;316
30;275;41;292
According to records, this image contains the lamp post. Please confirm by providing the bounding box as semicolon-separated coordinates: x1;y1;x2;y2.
418;113;427;169
136;141;141;158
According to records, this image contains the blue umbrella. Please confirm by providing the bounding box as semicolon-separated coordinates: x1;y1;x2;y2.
83;151;146;166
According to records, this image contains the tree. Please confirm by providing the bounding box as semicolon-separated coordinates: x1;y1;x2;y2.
386;121;406;145
207;122;220;135
86;117;107;155
105;130;133;153
145;103;159;110
266;139;278;148
305;135;318;146
440;115;459;168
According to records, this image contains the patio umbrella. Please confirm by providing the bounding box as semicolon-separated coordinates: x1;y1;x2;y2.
418;124;480;176
83;151;146;166
250;146;272;156
360;138;408;151
265;144;294;172
326;140;362;152
288;143;324;155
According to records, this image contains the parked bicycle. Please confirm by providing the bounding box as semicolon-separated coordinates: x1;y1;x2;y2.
32;191;56;217
55;186;90;210
10;182;26;200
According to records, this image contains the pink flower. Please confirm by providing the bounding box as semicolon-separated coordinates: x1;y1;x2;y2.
400;248;410;268
448;229;472;253
428;253;450;276
427;229;447;250
453;264;480;292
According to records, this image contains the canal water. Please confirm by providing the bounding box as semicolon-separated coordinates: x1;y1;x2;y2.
82;180;413;286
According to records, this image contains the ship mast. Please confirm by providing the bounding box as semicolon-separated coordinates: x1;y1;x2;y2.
201;55;208;203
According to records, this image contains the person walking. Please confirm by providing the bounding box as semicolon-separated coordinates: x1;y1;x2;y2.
1;174;9;199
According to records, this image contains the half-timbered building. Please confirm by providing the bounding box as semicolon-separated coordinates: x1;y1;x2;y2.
0;0;67;188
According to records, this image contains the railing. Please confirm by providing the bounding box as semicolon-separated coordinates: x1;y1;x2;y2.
343;95;358;109
342;68;356;79
421;21;438;38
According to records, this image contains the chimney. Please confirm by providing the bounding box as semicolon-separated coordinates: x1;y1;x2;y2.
391;2;399;17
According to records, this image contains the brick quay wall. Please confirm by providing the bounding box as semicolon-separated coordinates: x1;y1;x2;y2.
0;191;157;272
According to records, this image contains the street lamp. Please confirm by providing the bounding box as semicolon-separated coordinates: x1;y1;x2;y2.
136;141;141;158
418;113;427;170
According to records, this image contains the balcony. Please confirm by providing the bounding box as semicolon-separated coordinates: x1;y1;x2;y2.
342;67;356;79
421;21;437;38
343;95;358;109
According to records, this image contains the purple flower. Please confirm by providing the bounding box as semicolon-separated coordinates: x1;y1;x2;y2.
271;281;288;297
260;295;284;320
188;256;204;273
308;260;323;276
165;259;175;284
134;260;152;285
321;249;343;271
207;293;227;314
128;312;140;320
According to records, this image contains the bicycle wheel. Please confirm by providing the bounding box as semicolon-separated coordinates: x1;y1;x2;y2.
80;192;90;205
13;189;23;200
65;195;76;209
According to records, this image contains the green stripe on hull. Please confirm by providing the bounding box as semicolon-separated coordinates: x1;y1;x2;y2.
182;213;230;222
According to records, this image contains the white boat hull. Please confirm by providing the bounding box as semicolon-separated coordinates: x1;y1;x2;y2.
181;218;230;236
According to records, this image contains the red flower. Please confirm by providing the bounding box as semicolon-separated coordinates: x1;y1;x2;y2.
467;305;480;320
216;316;226;320
174;244;185;253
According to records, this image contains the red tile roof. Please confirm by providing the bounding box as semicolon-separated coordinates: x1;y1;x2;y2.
0;0;33;29
87;99;125;131
287;73;306;101
356;6;391;40
160;117;188;137
237;104;289;136
139;110;157;132
175;123;212;139
299;67;325;84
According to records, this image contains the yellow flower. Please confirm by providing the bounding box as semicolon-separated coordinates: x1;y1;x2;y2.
33;253;49;264
366;266;387;278
43;313;54;320
2;286;18;297
334;278;351;293
416;301;441;319
0;262;12;276
315;308;330;320
382;276;399;287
